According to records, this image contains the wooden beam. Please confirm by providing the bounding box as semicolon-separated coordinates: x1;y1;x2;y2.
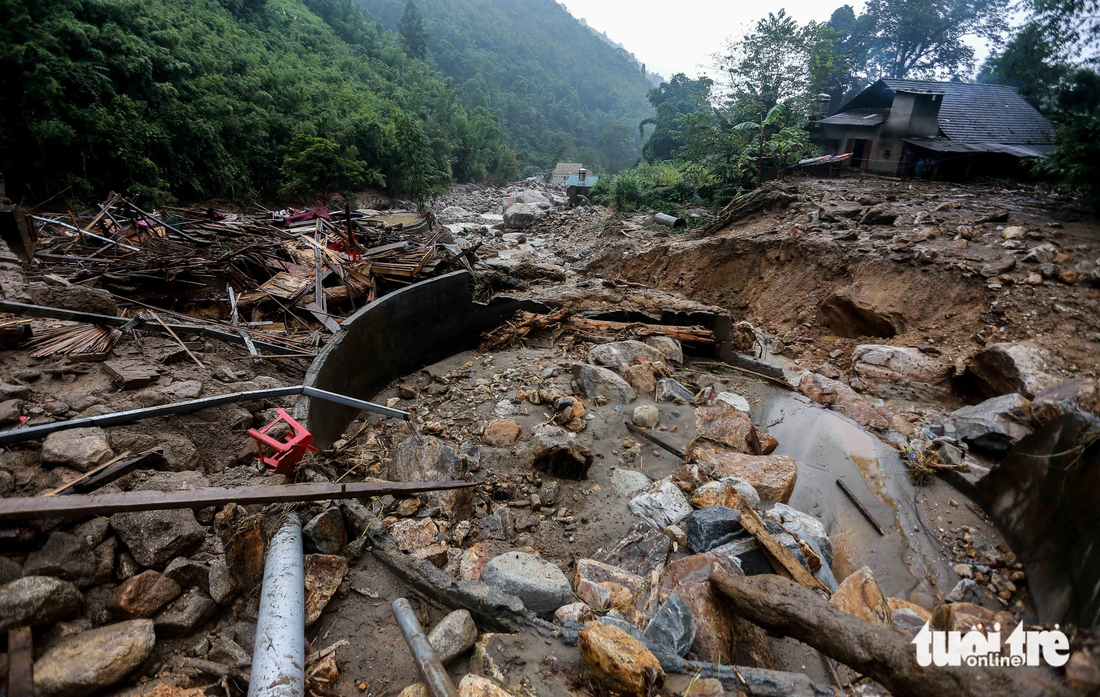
6;627;33;697
0;479;475;522
730;491;830;593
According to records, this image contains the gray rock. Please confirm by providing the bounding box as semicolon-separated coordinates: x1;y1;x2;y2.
685;507;746;553
980;257;1016;277
33;619;155;697
719;476;761;509
480;551;571;617
573;364;636;403
632;404;659;428
951;393;1033;453
860;203;899;225
892;607;927;638
850;345;952;402
0;381;30;401
966;342;1061;399
643;593;696;657
154;588;216;638
514;190;550;206
628;481;693;530
0;398;23;425
341;499;374;539
208;636;250;665
945;578;986;604
0;576;83;631
1023;242;1057;264
73;518;111;549
588;340;665;371
208;558;236;605
645;336;683;364
561;618;582;646
0;555;22;585
715;391;752;413
611;469;651;496
503;202;546;230
427;609;478;665
598;615;645;642
303;508;347;554
23;531;98;586
163;557;210;593
765;503;833;567
111;509;206;568
656;378;694;404
41;427;113;472
390;435;469;518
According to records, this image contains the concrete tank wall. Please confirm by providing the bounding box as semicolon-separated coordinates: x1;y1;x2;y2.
297;271;548;447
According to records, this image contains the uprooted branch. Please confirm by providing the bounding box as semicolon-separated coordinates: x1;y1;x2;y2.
708;570;1073;697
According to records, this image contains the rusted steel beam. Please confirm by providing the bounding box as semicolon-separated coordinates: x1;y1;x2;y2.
391;598;459;697
0;480;475;522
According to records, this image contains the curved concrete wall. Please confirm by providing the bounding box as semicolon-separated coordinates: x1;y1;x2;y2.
297;271;548;447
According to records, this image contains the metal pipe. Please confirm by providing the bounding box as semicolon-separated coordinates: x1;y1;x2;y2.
0;385;409;446
653;213;686;229
391;598;459;697
249;514;305;697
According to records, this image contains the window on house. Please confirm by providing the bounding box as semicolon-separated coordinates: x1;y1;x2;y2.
883;150;891;159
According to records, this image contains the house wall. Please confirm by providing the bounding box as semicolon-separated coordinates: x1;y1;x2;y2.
813;124;902;175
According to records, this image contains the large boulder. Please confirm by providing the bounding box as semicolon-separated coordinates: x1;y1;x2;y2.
850;345;952;402
798;372;891;430
22;531;98;586
110;509;206;569
950;393;1032;453
0;576;83;631
514;190;551;206
502;203;546;230
573;364;636;403
33;619;156;697
966;343;1062;399
390;435;471;519
588;340;665;371
686;442;797;503
480;551;571;617
628;481;693;529
41;427;113;472
684;507;746;553
694;399;759;454
578;621;664;697
829;567;891;625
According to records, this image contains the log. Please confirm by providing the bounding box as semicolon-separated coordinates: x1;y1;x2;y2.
564;317;715;344
729;492;828;592
709;570;1073;697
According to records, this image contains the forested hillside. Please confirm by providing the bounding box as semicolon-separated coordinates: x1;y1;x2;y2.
0;0;654;205
358;0;655;173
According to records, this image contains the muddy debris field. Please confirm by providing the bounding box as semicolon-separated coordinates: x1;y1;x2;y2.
0;175;1099;697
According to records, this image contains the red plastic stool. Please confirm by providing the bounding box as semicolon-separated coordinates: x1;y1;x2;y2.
247;408;317;475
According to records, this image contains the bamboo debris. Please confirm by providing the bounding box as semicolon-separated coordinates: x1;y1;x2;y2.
23;324;120;357
480;308;715;351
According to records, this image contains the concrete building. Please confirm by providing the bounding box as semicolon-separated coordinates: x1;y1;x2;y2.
550;162;584;186
809;79;1054;179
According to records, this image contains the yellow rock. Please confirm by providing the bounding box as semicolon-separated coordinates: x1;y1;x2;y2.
458;674;513;697
397;685;429;697
687;442;797;503
578;621;664;697
830;566;891;625
682;677;724;696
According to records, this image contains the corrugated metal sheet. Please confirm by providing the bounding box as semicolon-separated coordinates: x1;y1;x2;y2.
815;108;888;126
903;137;1052;157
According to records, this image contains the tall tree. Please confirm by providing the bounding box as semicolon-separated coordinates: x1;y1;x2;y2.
979;23;1070;107
399;0;427;59
639;74;713;161
860;0;1009;78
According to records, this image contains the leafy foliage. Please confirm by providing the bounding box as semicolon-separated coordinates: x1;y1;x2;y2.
357;0;655;174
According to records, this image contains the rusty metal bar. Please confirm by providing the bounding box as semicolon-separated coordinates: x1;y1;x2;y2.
249;514;304;697
836;478;885;536
391;598;459;697
0;479;475;522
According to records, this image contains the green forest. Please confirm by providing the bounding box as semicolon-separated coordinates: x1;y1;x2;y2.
0;0;653;205
594;0;1100;211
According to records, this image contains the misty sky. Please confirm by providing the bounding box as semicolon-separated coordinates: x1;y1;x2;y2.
556;0;990;83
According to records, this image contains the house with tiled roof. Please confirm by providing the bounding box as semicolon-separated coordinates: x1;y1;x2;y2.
550;162;584;185
809;79;1054;179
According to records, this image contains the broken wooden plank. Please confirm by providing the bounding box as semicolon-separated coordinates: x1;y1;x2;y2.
50;450;165;496
565;317;715;344
0;479;476;521
729;491;830;593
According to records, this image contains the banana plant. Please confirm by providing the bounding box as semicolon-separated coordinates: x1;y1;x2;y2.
734;104;785;187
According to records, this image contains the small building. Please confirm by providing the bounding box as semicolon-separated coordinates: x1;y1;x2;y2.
565;169;598;204
809;79;1054;180
551;162;584;186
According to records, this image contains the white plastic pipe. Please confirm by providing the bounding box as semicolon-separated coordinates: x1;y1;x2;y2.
248;514;304;697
